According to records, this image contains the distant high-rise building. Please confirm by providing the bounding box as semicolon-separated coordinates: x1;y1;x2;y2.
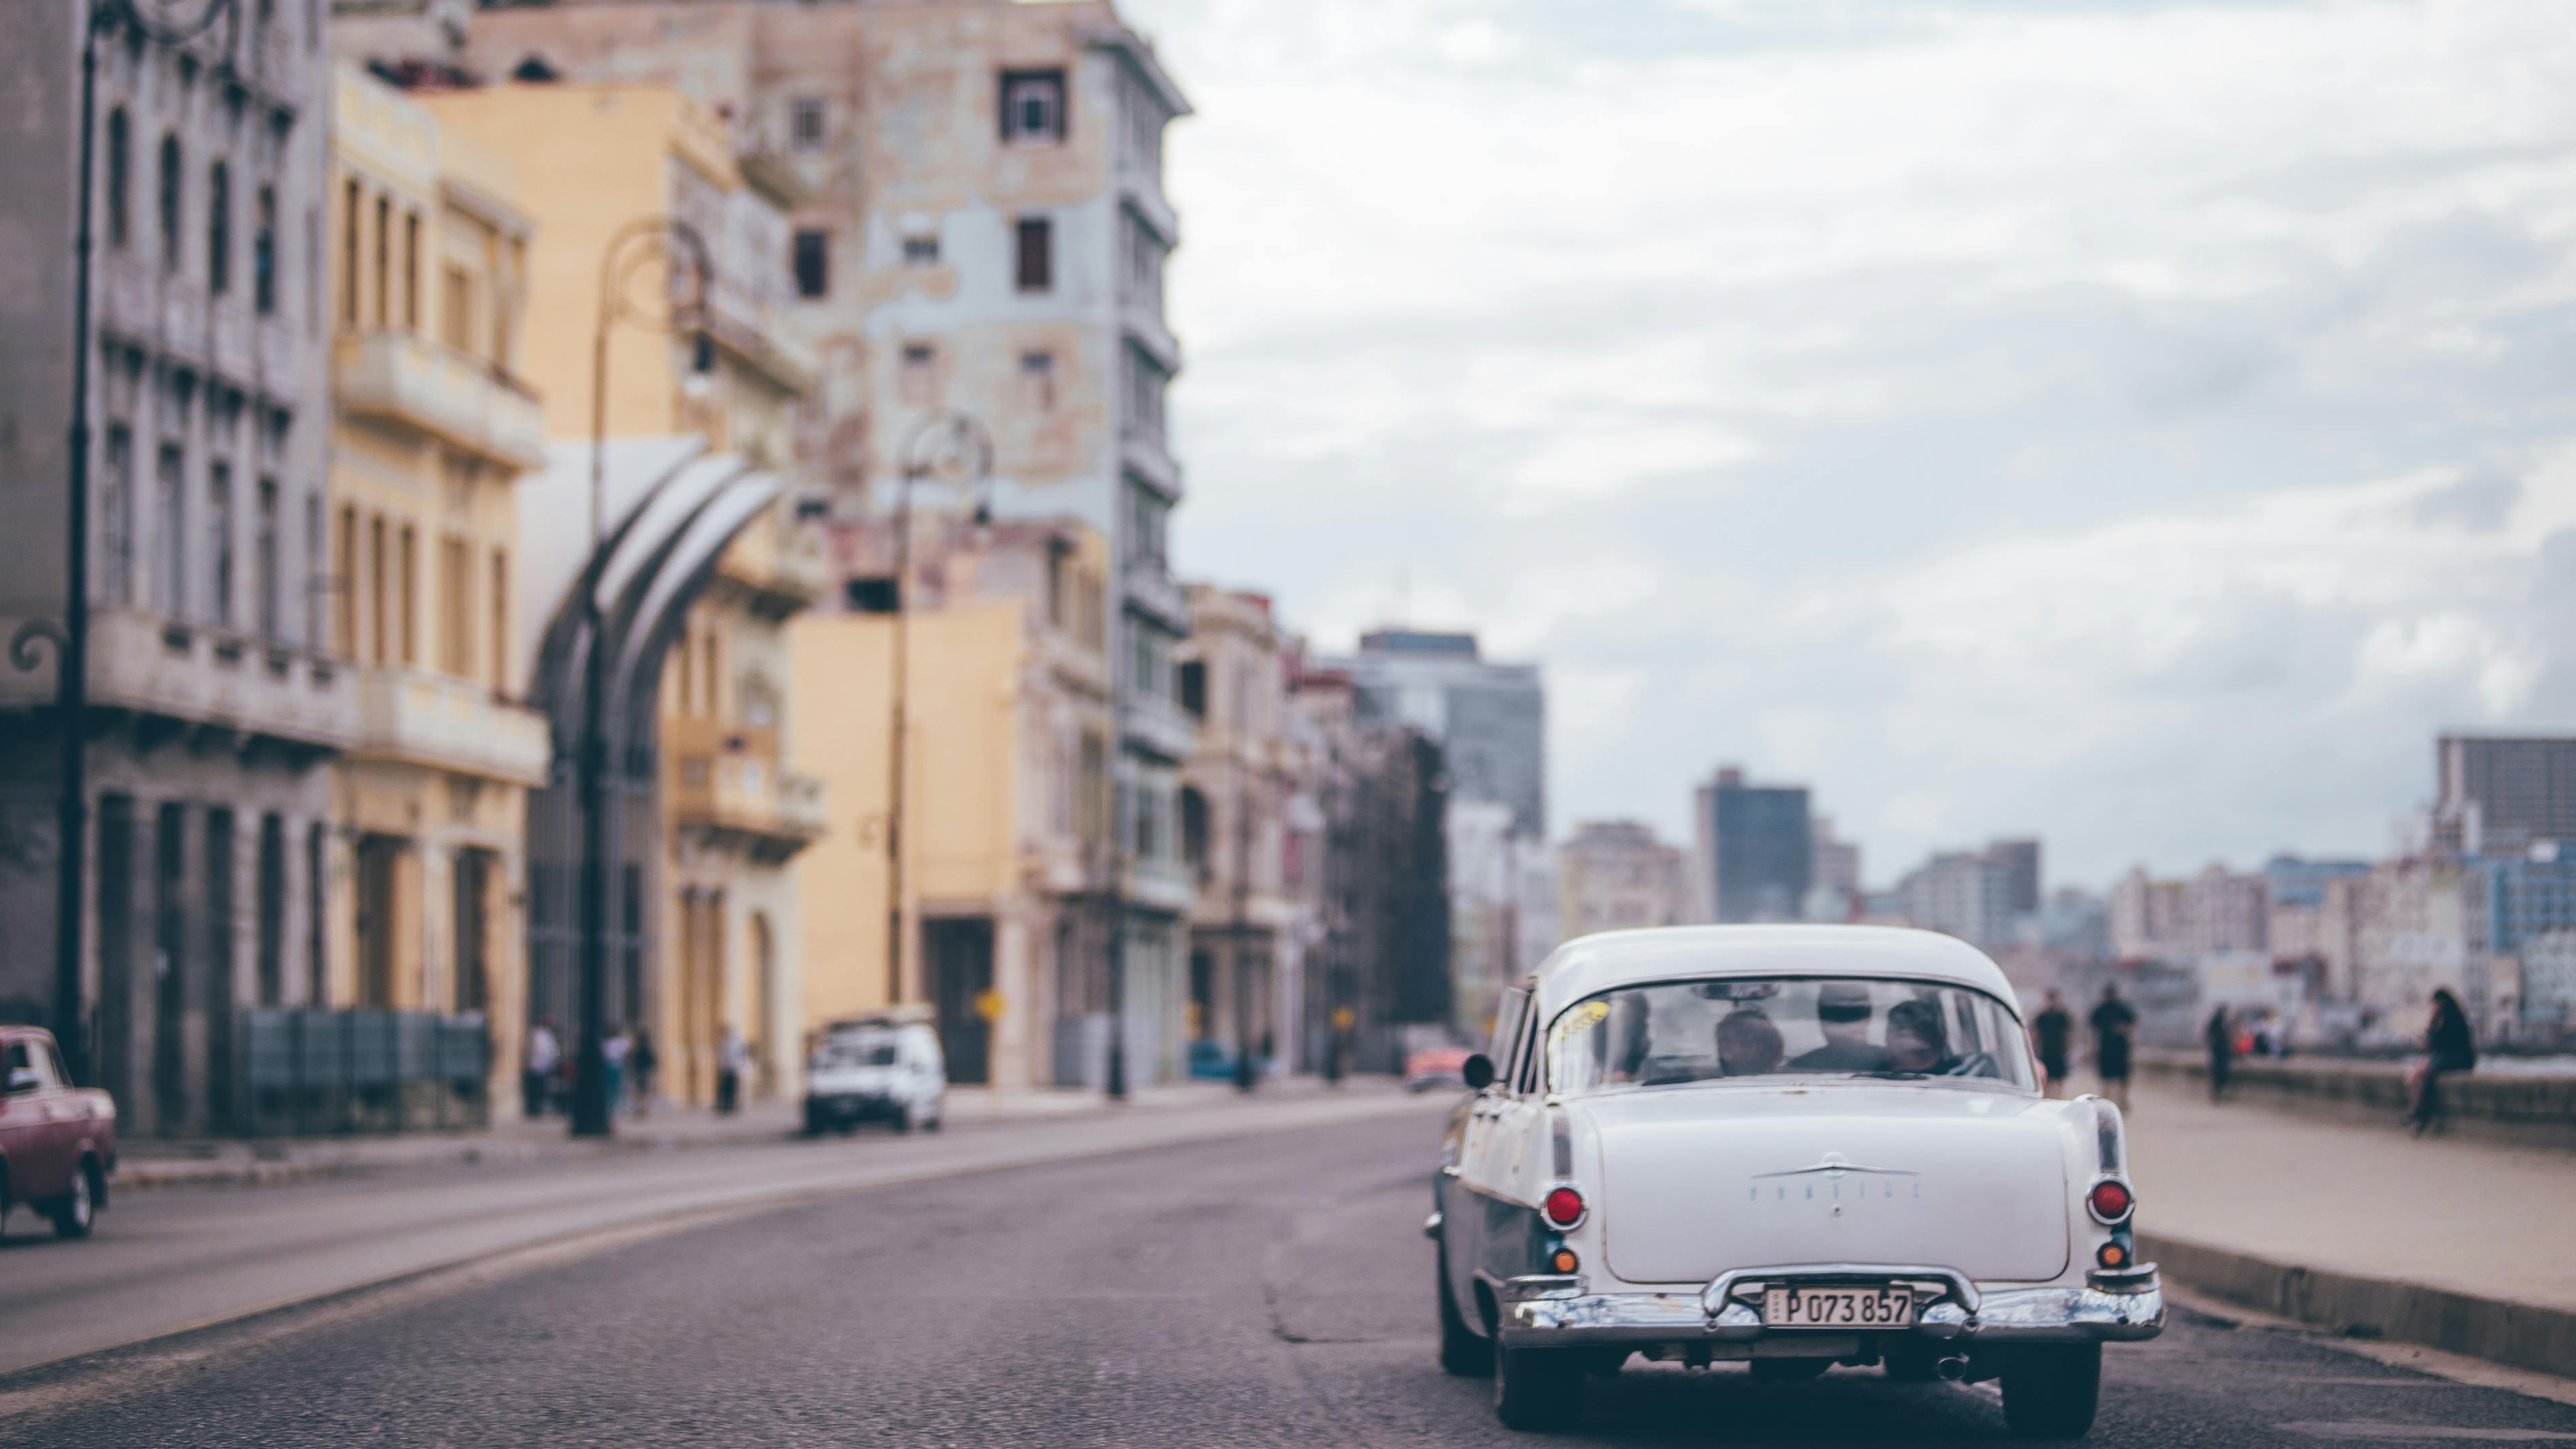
1557;821;1689;940
1326;630;1546;840
1810;816;1863;896
1693;768;1811;924
2436;734;2576;857
1987;838;2042;919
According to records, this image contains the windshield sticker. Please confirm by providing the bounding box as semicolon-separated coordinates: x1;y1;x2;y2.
1549;999;1610;1046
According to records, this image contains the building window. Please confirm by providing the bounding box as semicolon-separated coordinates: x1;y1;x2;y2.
106;108;131;249
372;194;389;327
341;179;361;325
256;813;286;1006
155;444;185;615
255;478;278;639
397;522;418;665
1124;345;1167;446
367;512;386;662
158;134;183;274
206;160;231;294
901;232;939;266
442;263;472;350
335;504;356;656
1015;215;1052;292
898;341;936;406
440;534;473;677
792;229;829;299
1178;659;1206;717
1126;478;1168;568
402;210;420;331
209;461;234;626
490;548;509;694
788;96;826;151
101;425;134;605
1018;350;1056;412
1000;69;1067;144
254;185;277;315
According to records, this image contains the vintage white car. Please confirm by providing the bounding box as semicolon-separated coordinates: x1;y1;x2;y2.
1428;926;2162;1437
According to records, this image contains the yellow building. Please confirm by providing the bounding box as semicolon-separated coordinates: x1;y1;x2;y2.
791;518;1111;1088
421;80;827;1107
325;65;551;1112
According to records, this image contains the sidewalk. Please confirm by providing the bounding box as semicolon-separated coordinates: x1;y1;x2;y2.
2126;1073;2576;1376
114;1075;1398;1191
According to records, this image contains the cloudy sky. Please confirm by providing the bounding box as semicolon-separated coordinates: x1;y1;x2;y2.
1116;0;2576;891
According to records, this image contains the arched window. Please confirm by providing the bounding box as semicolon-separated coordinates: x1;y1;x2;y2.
157;134;183;274
104;108;131;249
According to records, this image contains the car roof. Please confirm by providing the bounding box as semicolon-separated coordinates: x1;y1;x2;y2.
1529;925;2023;1024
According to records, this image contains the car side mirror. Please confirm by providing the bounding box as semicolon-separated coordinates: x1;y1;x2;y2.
1462;1053;1495;1092
4;1067;40;1094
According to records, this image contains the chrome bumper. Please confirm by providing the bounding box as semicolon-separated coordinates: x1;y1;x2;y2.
1497;1266;2165;1349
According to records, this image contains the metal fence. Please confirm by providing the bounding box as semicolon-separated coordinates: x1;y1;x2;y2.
238;1009;493;1137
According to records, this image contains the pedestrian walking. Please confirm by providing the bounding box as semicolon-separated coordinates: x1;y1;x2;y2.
524;1018;561;1119
2203;1005;2233;1103
2031;990;2075;1099
716;1024;750;1116
2088;983;2136;1111
629;1026;658;1118
603;1026;630;1117
2406;988;2477;1135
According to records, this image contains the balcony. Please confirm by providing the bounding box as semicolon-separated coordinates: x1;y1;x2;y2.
78;608;354;757
1126;855;1195;917
714;510;830;621
349;667;549;788
1122;561;1189;634
666;716;827;864
334;331;547;472
1122;690;1197;765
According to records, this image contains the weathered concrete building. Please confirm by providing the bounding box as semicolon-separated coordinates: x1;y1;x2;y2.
1176;587;1308;1075
325;63;550;1114
0;1;343;1133
418;78;829;1109
337;0;1202;1084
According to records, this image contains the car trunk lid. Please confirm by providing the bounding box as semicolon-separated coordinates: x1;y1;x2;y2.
1585;1084;2069;1285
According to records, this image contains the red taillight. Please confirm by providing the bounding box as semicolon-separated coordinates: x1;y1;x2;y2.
2087;1179;2134;1224
1542;1186;1586;1230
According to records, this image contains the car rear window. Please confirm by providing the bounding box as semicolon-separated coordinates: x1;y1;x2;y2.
1547;976;2037;1095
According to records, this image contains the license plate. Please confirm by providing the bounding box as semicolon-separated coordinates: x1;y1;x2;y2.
1762;1285;1915;1329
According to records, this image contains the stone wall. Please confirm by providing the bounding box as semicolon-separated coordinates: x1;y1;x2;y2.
2136;1048;2576;1150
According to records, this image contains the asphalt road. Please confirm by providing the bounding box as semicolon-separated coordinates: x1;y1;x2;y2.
9;1103;2576;1447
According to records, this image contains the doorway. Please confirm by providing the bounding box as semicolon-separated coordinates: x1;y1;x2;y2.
926;917;994;1085
356;834;403;1008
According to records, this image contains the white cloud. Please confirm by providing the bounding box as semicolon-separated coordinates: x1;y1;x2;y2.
1122;0;2576;887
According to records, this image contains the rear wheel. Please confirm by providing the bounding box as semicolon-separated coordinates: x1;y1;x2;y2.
892;1101;917;1134
1435;1242;1491;1377
1493;1344;1584;1432
2002;1344;2101;1439
50;1158;99;1240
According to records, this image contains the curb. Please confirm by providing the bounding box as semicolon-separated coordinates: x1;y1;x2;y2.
107;1084;1406;1192
2143;1230;2576;1381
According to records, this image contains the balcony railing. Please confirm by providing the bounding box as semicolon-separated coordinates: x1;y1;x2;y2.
350;667;549;787
1123;690;1198;765
335;331;547;472
666;716;827;861
77;608;354;752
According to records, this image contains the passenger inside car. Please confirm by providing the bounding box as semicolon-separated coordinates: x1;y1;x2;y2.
1715;1008;1783;1076
1787;981;1890;1071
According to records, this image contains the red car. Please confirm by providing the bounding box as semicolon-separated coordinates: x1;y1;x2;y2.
0;1026;116;1240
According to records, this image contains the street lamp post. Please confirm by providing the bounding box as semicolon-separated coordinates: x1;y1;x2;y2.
574;218;714;1138
881;412;993;1011
7;0;241;1089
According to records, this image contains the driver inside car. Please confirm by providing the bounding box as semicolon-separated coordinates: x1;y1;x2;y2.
1787;981;1891;1072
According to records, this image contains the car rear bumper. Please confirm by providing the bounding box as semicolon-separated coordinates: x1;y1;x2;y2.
804;1093;900;1122
1496;1268;2164;1349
